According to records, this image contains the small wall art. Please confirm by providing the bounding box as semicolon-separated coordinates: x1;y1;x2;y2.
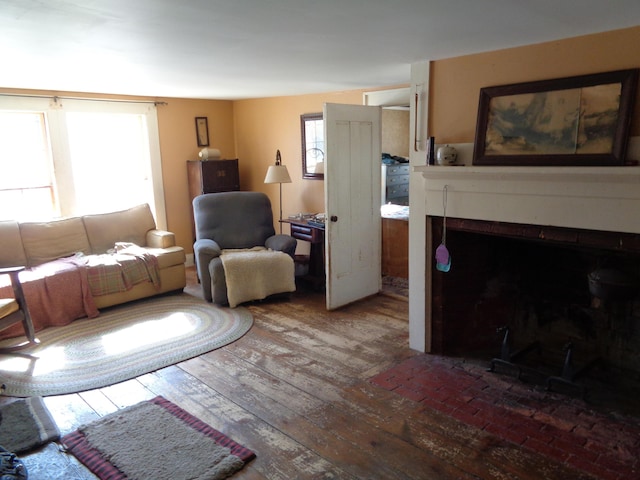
195;117;209;147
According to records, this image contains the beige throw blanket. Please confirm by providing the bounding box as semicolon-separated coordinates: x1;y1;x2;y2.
221;247;295;308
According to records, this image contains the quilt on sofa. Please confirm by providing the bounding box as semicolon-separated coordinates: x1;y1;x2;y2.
0;257;98;340
0;245;163;340
82;243;161;296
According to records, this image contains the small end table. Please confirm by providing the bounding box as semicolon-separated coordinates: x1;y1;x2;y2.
280;219;325;289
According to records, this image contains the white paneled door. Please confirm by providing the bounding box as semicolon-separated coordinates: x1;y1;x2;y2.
324;103;381;310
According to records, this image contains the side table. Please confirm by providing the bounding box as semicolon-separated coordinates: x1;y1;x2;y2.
280;219;325;289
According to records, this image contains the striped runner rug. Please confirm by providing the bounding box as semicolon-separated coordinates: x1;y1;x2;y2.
0;293;253;397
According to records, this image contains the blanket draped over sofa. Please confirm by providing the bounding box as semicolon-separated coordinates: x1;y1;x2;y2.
0;204;186;341
0;257;98;338
83;243;161;296
221;247;295;308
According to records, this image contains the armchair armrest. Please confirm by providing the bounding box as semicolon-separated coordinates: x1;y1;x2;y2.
0;266;26;297
193;239;222;301
265;234;297;258
0;266;25;275
146;229;176;248
0;266;27;315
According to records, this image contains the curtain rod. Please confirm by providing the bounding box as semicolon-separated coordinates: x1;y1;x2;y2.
0;92;168;106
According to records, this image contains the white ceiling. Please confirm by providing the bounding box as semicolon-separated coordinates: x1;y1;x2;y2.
1;0;639;100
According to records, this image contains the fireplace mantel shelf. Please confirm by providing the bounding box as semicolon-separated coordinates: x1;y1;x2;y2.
415;165;640;234
414;165;640;184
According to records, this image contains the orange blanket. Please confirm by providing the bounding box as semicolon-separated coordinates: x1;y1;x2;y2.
0;257;98;340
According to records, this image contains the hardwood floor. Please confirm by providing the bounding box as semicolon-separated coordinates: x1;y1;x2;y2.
4;269;602;479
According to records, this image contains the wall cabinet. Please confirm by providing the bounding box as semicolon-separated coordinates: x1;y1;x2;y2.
187;159;239;198
187;159;240;237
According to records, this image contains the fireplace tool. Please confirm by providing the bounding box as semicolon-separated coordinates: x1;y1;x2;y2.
489;326;540;379
435;185;451;272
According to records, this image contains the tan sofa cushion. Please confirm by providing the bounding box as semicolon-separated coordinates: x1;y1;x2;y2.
20;217;90;267
146;246;186;269
83;204;156;254
146;229;176;249
0;221;28;268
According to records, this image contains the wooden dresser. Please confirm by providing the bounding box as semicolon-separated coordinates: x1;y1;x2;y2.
187;159;240;237
187;159;239;198
382;163;409;206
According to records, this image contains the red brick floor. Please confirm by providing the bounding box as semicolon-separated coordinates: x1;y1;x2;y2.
370;354;640;480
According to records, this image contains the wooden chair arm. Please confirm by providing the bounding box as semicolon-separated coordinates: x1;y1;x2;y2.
0;266;27;304
0;266;26;275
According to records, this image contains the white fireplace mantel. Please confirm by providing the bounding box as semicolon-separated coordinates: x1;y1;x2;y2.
415;165;640;235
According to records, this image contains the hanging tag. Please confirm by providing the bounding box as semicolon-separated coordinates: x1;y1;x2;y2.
435;244;451;272
435;184;451;272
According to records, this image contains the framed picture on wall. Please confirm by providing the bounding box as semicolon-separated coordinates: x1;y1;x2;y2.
195;117;210;147
473;69;639;166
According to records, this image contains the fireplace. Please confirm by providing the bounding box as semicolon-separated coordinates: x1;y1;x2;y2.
416;163;640;390
429;217;640;374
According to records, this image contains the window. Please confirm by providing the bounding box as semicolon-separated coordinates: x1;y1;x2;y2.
0;111;56;219
0;96;166;227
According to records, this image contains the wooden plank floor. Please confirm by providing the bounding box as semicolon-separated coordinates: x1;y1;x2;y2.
5;269;593;479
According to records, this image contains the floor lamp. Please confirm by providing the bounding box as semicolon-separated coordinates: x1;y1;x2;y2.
264;149;292;233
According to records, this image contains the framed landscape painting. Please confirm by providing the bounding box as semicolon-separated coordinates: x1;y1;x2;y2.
473;69;638;166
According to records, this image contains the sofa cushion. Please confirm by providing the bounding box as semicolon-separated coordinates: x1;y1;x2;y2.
146;229;176;249
83;204;156;254
0;221;28;268
146;246;186;269
20;218;91;267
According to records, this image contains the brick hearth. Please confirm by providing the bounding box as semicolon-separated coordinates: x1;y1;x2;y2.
371;354;640;480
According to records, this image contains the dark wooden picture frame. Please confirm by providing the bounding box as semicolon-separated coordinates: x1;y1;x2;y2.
301;113;324;179
473;69;638;166
195;117;210;147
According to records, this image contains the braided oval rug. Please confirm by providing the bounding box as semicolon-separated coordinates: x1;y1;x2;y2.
0;293;253;397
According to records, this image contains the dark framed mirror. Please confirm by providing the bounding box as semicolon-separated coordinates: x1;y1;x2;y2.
301;113;324;179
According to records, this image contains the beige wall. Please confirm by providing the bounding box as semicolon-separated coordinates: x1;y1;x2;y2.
156;98;235;251
233;90;364;219
429;25;640;143
382;109;410;158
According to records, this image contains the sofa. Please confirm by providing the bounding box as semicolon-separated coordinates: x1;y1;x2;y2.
0;204;186;338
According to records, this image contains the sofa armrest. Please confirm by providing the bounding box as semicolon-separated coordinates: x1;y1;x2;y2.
146;229;176;249
193;239;222;301
265;234;297;258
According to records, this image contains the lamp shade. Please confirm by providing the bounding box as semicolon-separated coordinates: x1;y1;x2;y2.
264;164;291;184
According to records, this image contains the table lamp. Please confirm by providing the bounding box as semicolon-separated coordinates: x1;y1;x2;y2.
264;149;292;233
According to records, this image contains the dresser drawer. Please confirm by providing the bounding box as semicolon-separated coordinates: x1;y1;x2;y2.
386;174;409;185
386;164;410;176
387;183;409;198
290;223;322;243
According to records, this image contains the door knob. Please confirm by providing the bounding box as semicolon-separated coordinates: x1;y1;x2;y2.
330;215;338;222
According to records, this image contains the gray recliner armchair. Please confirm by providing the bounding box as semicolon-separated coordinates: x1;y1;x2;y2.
193;191;297;305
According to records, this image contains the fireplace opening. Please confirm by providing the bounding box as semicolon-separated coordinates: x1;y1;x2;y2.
429;217;640;407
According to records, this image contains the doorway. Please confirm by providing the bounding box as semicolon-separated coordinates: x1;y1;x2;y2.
364;88;410;293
